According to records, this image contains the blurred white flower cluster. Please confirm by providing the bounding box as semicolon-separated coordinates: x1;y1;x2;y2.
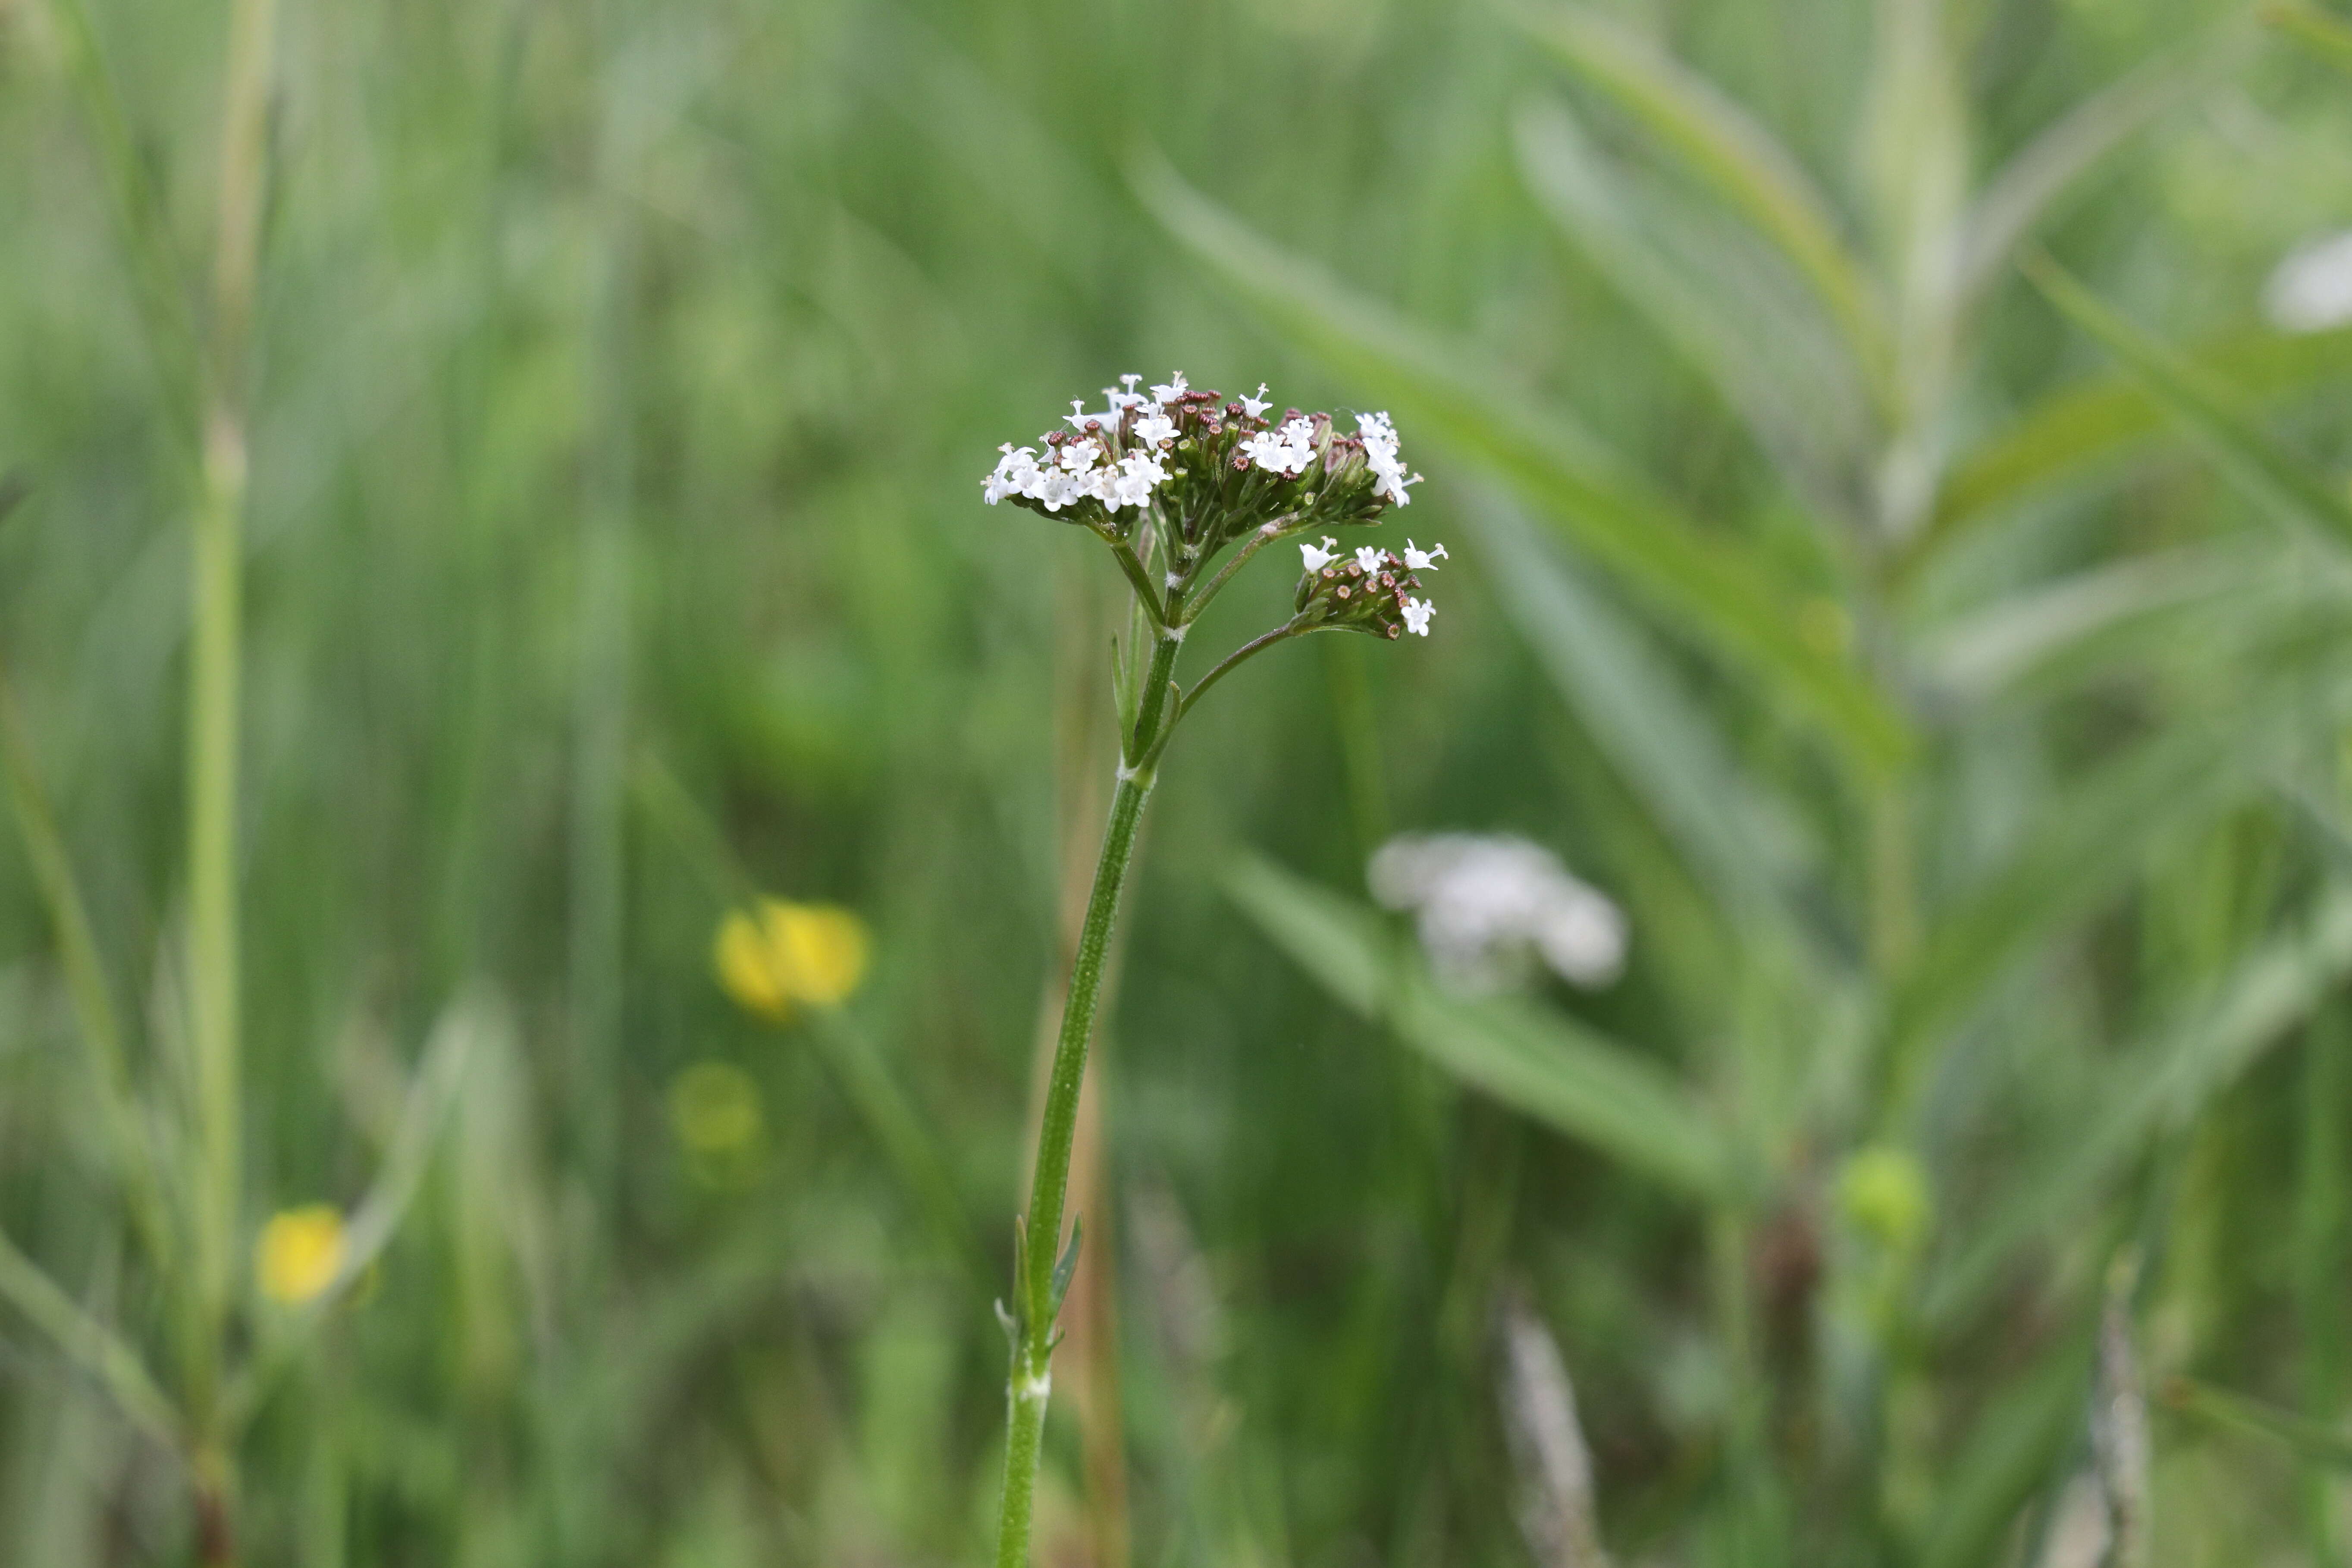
1368;833;1627;994
2263;230;2352;333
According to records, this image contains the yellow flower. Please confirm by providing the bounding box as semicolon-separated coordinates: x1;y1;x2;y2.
1836;1145;1932;1251
713;899;870;1021
256;1204;346;1305
669;1060;764;1155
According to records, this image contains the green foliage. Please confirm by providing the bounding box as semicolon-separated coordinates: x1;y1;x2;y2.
3;0;2352;1564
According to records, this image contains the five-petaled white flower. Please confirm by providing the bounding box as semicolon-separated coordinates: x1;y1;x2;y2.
1401;597;1435;637
1402;539;1448;571
1148;371;1189;406
1133;410;1177;446
1241;383;1273;420
1059;438;1102;473
1104;381;1143;415
1353;546;1384;575
1300;536;1340;572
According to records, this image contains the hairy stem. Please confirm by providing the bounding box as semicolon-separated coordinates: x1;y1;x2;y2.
992;630;1179;1567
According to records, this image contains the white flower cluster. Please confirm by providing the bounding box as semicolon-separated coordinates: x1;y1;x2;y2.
2265;229;2352;333
1368;833;1627;994
985;439;1170;513
982;372;1189;513
1356;411;1421;507
1298;535;1447;636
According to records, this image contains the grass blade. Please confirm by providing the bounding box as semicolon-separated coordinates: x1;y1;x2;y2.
2023;252;2352;550
1228;854;1734;1202
2265;0;2352;78
1956;39;2227;305
1466;489;1806;925
1513;99;1872;514
2163;1375;2352;1468
1926;883;2352;1325
1888;679;2344;1092
1136;153;1911;783
1919;323;2352;556
224;996;487;1429
0;1228;181;1448
0;668;175;1279
1502;1;1886;383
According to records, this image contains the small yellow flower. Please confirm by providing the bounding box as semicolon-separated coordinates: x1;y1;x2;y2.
669;1060;764;1156
256;1204;346;1305
713;899;870;1021
1836;1145;1932;1251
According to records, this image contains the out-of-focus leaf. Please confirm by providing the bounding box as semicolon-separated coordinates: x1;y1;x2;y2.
1915;540;2293;703
2266;0;2352;78
1956;39;2228;304
1227;855;1736;1202
1926;883;2352;1325
1514;99;1871;514
2023;254;2352;549
1502;1;1885;380
1136;153;1912;783
2163;1375;2352;1466
1468;489;1806;926
1922;323;2352;552
1888;677;2347;1084
1918;1333;2096;1568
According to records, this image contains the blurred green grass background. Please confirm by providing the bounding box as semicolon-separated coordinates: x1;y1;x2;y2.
7;0;2352;1562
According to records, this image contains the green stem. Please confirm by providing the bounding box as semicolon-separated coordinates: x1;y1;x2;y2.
187;406;246;1397
993;631;1179;1568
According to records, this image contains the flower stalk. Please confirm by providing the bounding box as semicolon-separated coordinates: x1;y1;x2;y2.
983;373;1442;1564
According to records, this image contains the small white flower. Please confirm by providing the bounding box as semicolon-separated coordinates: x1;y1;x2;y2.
1133;410;1177;446
1371;459;1421;507
1367;833;1626;994
1401;597;1435;636
1241;383;1273;420
1353;546;1384;574
1402;539;1448;571
1148;370;1189;406
1059;438;1102;473
1100;451;1168;512
1035;468;1082;511
1356;410;1400;454
1300;536;1340;571
1064;399;1101;432
1243;428;1296;474
1104;382;1143;415
985;444;1044;505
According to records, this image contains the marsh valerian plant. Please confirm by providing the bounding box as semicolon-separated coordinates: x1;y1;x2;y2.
982;373;1441;1564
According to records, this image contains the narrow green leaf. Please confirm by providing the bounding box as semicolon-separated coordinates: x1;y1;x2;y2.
1957;38;2230;304
2265;0;2352;78
1926;883;2352;1325
2163;1375;2352;1467
2023;252;2352;550
1467;489;1806;924
1889;679;2346;1089
1918;1333;2097;1568
0;1227;182;1447
1513;99;1872;512
1135;153;1911;783
1227;855;1735;1201
1915;540;2286;704
0;668;175;1279
1502;1;1886;380
1923;322;2352;552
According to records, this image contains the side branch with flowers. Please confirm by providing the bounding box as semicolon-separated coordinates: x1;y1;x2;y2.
981;372;1441;1565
